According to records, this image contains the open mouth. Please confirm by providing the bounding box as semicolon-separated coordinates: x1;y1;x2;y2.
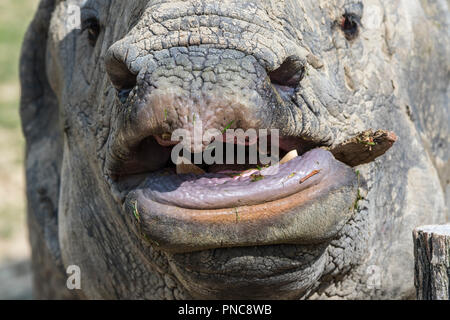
106;129;397;253
106;128;399;253
119;136;349;210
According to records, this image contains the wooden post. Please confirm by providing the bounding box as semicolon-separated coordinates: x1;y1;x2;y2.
413;225;450;300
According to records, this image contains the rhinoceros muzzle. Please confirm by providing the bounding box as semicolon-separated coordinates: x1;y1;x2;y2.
102;21;396;254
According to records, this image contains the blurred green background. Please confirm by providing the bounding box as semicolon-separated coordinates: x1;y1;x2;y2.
0;0;39;298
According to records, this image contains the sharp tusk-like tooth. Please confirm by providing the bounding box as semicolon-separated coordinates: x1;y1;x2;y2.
176;159;206;175
279;150;298;165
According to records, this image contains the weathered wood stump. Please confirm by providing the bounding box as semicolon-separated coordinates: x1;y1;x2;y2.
413;225;450;300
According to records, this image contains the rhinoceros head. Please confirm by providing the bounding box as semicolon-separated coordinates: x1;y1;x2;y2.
20;0;448;299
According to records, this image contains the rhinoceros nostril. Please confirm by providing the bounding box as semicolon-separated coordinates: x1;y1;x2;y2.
105;51;137;102
268;56;305;88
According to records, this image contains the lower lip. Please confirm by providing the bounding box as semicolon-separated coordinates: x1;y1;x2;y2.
123;149;359;253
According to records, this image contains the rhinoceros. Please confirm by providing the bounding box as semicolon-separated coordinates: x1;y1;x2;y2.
20;0;448;299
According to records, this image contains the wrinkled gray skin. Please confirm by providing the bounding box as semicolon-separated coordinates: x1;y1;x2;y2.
20;0;449;299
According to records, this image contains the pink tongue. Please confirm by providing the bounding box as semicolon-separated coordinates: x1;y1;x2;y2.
139;149;346;210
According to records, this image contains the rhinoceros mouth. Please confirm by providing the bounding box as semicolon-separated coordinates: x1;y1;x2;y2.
109;134;361;253
125;148;352;210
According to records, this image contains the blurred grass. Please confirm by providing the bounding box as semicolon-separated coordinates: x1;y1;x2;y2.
0;0;39;83
0;0;39;128
0;0;39;261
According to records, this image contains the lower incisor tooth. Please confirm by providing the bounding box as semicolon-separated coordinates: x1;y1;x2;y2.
280;150;298;165
176;159;206;175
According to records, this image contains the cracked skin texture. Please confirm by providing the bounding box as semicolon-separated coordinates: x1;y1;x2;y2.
20;0;448;299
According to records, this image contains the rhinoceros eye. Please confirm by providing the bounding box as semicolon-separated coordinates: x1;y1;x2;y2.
340;13;360;41
81;17;101;47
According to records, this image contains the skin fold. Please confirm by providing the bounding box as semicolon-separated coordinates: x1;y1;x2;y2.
20;0;448;299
